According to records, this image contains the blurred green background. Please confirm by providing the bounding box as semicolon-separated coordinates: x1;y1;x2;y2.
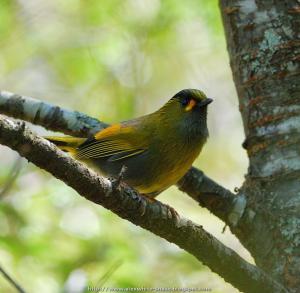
0;0;250;292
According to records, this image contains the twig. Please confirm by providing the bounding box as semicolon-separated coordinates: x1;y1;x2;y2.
0;265;26;293
0;157;23;198
96;260;123;289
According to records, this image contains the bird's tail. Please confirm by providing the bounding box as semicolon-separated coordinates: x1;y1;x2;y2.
44;136;85;155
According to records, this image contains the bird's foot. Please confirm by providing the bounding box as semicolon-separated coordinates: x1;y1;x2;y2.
137;194;180;221
162;202;180;221
135;194;155;216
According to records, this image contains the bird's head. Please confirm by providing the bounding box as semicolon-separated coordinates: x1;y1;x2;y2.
160;89;212;120
157;89;213;139
172;88;212;112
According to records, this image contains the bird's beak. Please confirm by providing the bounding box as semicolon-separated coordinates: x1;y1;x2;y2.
199;98;213;107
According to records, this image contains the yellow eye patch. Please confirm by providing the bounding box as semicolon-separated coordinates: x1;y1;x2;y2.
185;99;197;111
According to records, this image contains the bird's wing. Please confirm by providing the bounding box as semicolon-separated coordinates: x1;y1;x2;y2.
76;123;147;161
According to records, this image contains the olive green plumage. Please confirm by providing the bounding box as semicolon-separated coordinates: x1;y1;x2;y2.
46;89;212;196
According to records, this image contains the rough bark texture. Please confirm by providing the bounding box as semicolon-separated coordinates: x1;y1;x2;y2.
0;91;107;136
220;0;300;291
0;117;288;293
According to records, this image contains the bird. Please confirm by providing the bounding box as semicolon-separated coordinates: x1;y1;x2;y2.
46;89;212;199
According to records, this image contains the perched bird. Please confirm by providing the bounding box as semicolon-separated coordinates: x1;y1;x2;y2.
46;89;212;198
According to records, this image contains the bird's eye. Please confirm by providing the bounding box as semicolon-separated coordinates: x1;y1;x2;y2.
181;97;189;107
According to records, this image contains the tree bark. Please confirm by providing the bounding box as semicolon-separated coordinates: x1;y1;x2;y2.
220;0;300;291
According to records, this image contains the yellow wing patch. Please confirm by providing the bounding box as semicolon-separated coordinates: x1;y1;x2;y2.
76;123;146;161
94;124;132;140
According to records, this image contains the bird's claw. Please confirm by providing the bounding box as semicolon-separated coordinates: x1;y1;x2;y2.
135;194;158;216
133;193;179;221
163;203;180;221
139;196;148;216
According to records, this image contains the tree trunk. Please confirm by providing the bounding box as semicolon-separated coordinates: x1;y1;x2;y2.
220;0;300;291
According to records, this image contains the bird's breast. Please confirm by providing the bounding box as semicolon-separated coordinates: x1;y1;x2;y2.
134;135;205;195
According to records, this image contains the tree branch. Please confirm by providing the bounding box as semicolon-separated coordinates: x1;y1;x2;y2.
0;116;289;293
0;90;245;227
0;91;108;136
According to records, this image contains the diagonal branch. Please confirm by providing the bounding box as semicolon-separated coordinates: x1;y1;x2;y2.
0;116;289;293
0;90;245;227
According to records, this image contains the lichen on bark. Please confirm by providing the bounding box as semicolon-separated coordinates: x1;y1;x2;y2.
220;0;300;290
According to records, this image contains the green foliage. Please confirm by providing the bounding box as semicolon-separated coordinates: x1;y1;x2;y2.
0;1;247;292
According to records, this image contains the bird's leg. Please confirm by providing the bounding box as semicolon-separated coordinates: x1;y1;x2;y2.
161;201;180;220
139;193;179;220
131;193;154;216
116;165;127;188
145;191;179;219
